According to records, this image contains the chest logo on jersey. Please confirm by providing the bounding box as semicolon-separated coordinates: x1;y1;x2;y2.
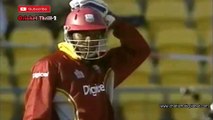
74;69;85;79
83;84;105;96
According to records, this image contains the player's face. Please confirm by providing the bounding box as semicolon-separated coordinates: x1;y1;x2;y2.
68;30;106;58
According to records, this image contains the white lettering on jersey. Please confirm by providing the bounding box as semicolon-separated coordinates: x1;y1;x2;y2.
32;72;49;79
83;84;105;96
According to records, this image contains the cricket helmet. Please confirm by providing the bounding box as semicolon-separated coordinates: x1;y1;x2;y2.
64;7;108;60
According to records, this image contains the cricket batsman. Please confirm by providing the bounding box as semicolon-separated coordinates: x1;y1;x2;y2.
23;0;150;119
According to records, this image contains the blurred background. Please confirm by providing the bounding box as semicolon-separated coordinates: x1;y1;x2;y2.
0;0;212;120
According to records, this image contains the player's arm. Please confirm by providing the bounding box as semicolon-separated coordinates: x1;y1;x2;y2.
23;59;57;120
108;19;151;87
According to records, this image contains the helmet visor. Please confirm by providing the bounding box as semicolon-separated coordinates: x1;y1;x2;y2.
65;30;108;60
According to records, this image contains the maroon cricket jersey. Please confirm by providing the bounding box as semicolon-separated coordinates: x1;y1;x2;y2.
23;20;150;120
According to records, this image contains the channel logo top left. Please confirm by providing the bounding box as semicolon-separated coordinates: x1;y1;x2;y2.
18;5;51;13
20;7;27;12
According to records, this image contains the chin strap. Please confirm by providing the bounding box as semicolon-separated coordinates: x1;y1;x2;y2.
58;42;81;60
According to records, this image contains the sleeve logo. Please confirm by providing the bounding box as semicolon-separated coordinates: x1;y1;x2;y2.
32;72;49;79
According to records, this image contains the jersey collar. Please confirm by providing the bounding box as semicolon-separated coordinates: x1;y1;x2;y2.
58;42;81;60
